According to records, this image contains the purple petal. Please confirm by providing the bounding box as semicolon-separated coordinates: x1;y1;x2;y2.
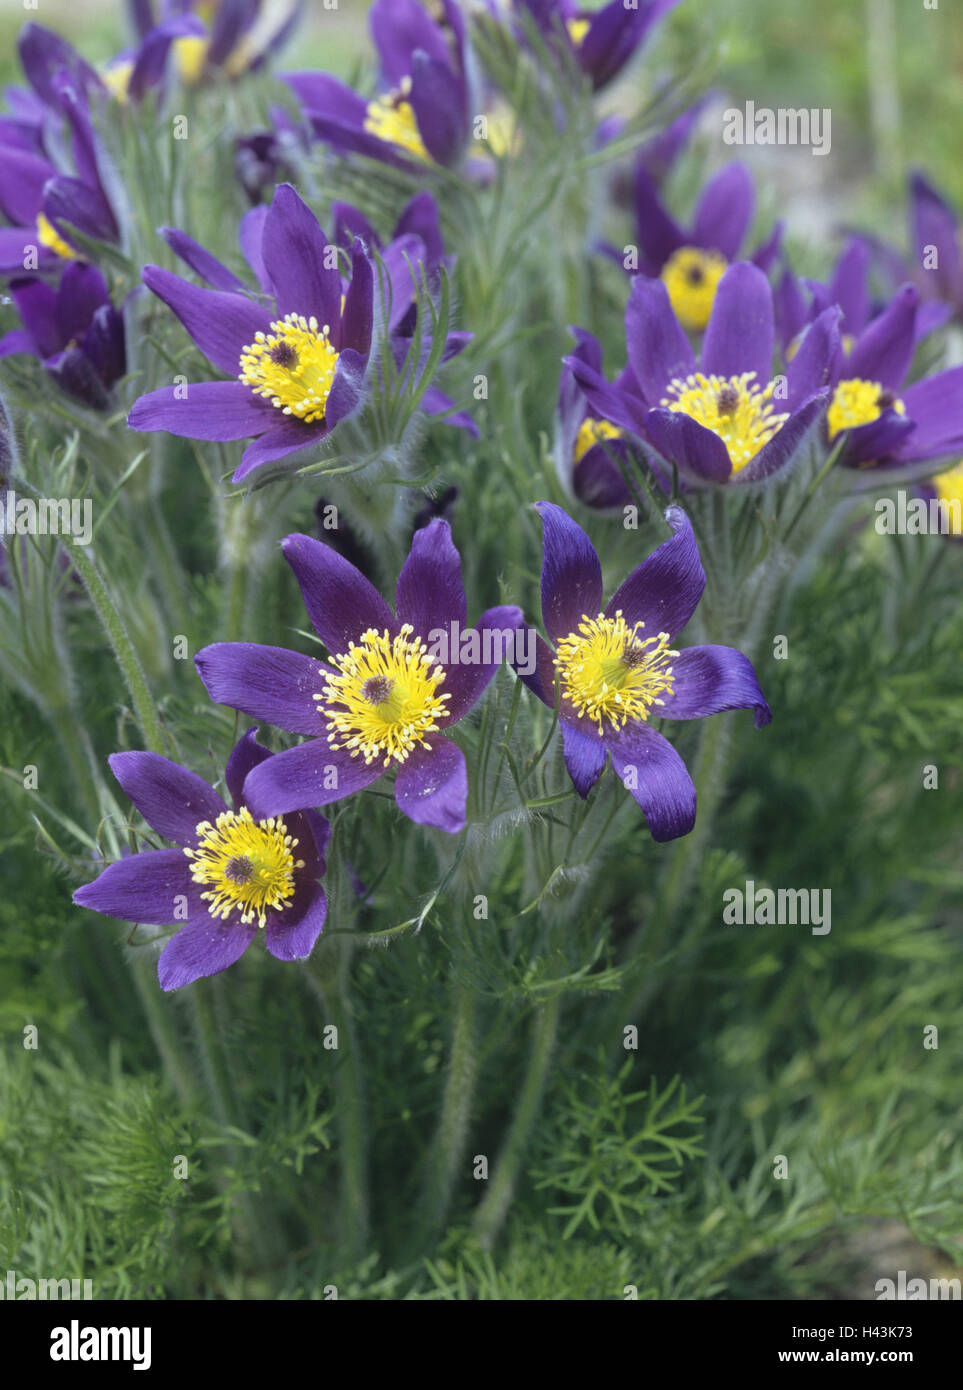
160;226;246;291
701;261;774;384
828;237;872;335
281;531;396;656
108;750;226;845
54;262;110;344
370;0;452;84
562;721;607;798
396;517;467;634
234;418;326;481
784;307;840;412
265;882;327;961
737;390;829;484
157;914;257;991
128;381;276;441
607;722;697;842
0;144;50;226
393;734;466;833
142;265;273;375
408;53;466;166
225;726;272;806
632;167;686;269
238;204;270;290
847;284;919;391
604;505;705;640
73;849;195;925
262;183;341;328
240;738;383;819
659;644;772;727
644;408;733;484
437;604;526;724
910;171;963;304
692;162;754;260
626;275;696;403
9;277;60;357
340;238;374;355
195;643;323;737
534;502;603;643
896;366;963;460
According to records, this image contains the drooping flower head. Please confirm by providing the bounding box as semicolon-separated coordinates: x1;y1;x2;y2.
567;262;837;488
195;520;524;834
128;183;374;481
0;72;120;276
510;0;681;91
0;263;125;409
514;503;771;841
72;729;330;990
630;161;783;332
283;0;472;171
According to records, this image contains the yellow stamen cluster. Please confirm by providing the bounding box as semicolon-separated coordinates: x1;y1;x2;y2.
239;314;340;423
574;417;622;466
185;808;303;929
36;212;80;262
318;625;450;767
555;611;678;734
364;78;430;160
661;245;728;332
101;60;134;103
827;377;905;441
661;371;789;474
566;17;591;47
173;35;210;85
482;106;523;159
934;461;963;536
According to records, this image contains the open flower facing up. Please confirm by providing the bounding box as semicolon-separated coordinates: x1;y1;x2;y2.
283;0;471;171
512;0;681;91
0;263;125;409
809;282;963;474
195;521;524;835
0;73;120;276
72;730;330;991
628;161;783;332
128;183;373;482
515;503;771;841
567;262;837;487
514;505;772;839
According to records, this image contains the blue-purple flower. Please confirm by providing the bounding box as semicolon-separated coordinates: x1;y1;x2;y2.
814;281;963;474
908;171;963;320
514;503;770;841
194;520;524;835
73;729;330;991
125;1;303;88
0;263;125;409
567;262;838;487
628;161;783;332
127;183;374;482
512;0;681;91
283;0;472;171
555;327;646;510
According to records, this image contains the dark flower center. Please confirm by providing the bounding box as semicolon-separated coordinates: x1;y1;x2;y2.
362;675;394;705
715;385;740;416
269;341;299;369
686;264;705;285
224;855;254;884
876;389;896;410
621;643;649;670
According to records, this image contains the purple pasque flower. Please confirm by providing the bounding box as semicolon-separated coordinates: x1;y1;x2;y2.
774;234;950;361
567;262;838;488
127;183;374;482
0;263;125;409
126;1;303;86
515;502;770;842
0;75;120;276
72;729;330;991
332;190;477;436
194;520;524;835
816;281;963;475
512;0;681;91
628;161;784;333
283;0;472;171
555;326;646;510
